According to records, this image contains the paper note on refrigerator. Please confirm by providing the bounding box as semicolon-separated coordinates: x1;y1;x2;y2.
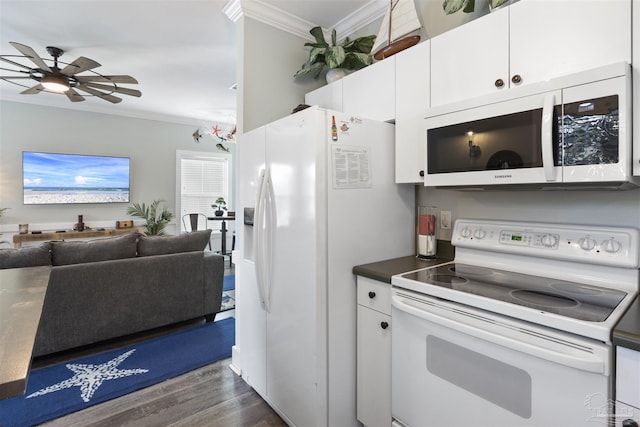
332;145;372;189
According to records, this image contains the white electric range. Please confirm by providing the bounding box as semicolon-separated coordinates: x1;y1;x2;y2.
391;219;639;427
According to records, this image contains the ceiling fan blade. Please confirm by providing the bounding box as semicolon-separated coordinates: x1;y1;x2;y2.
83;82;141;97
9;42;51;72
0;75;32;79
20;84;45;94
65;88;85;102
76;84;122;103
75;75;138;84
60;56;101;76
0;56;34;71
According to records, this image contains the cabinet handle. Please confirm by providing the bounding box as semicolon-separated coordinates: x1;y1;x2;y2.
380;321;389;329
622;420;639;427
494;78;504;88
511;74;522;84
419;170;425;177
368;291;376;299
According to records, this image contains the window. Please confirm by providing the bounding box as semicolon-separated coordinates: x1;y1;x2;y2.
176;150;231;232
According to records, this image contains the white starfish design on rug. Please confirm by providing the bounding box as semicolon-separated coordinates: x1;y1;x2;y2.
27;349;149;402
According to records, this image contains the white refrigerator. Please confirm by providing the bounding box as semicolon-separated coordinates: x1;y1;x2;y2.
232;106;414;427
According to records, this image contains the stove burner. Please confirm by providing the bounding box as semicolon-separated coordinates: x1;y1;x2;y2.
431;274;469;285
550;282;604;296
510;289;579;309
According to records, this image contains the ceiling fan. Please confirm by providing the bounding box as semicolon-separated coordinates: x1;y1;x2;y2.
0;42;141;104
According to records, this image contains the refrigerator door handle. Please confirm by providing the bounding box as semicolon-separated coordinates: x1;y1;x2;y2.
263;169;276;311
254;168;268;311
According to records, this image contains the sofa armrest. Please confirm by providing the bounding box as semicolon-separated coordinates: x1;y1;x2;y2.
203;252;225;315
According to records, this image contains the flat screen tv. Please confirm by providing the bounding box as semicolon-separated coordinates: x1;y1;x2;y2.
23;151;130;205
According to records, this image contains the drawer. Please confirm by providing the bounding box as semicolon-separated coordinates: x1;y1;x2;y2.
357;276;391;315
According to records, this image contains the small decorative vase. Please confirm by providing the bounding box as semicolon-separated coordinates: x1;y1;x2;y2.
326;68;348;84
215;210;224;217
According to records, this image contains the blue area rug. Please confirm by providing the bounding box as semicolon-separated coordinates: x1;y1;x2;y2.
223;274;235;291
0;317;234;427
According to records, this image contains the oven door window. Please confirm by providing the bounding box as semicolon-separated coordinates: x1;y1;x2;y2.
426;108;559;174
560;95;619;166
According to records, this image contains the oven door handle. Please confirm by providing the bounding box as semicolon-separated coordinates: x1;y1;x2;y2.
392;295;606;374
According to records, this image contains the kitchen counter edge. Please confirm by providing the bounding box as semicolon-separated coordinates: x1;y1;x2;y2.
613;296;640;352
353;240;454;284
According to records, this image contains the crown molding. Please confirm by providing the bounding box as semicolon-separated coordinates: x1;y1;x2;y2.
223;0;387;41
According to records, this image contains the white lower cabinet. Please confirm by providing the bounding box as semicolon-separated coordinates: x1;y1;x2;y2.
357;276;392;427
616;346;640;426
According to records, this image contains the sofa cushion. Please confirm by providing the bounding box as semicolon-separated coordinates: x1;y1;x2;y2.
0;242;52;269
137;230;212;256
51;232;139;266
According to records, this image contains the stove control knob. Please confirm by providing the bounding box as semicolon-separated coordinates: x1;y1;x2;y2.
460;227;472;238
578;237;597;251
622;419;638;427
474;228;487;239
541;234;558;248
602;238;622;253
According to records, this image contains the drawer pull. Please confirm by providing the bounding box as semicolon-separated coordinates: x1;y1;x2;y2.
511;74;522;84
368;291;376;299
380;321;389;329
495;78;504;88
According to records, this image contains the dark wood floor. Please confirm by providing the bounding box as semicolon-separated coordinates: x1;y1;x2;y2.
39;357;287;427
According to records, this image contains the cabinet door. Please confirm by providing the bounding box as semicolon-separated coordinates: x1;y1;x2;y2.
305;80;343;111
430;7;509;107
357;305;391;427
343;57;395;121
509;0;631;87
395;42;430;183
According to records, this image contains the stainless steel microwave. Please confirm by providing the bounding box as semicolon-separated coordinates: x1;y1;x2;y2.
423;63;637;189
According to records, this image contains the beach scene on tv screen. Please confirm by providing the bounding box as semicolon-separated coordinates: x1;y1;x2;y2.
23;152;130;204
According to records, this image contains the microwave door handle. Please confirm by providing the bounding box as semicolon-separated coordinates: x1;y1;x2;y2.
541;94;556;181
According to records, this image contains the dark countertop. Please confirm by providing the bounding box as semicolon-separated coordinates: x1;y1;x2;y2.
613;296;640;352
353;240;454;284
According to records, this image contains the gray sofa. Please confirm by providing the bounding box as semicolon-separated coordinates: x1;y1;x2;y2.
0;230;224;357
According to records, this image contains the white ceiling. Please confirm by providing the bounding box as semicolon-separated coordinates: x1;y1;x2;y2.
0;0;380;127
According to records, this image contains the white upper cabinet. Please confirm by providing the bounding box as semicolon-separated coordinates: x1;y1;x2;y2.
395;41;430;183
343;57;396;122
305;80;343;111
430;0;631;107
509;0;631;85
431;7;508;107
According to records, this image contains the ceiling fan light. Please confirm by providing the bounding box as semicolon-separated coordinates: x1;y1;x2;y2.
41;75;69;92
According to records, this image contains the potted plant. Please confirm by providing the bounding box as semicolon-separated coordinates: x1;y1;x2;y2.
294;26;376;83
442;0;511;14
126;199;174;236
212;197;227;217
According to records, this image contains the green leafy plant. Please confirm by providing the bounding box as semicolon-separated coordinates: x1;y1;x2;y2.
0;207;8;218
442;0;510;14
294;26;376;79
212;197;227;215
126;200;174;236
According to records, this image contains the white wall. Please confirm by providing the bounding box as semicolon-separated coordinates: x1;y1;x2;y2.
418;186;640;241
0;100;228;234
239;17;324;133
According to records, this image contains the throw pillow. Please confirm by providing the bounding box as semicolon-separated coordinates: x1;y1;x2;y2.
0;242;52;269
137;229;212;256
51;232;139;266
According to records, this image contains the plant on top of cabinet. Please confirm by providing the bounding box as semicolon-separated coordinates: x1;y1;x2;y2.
294;26;376;82
442;0;511;14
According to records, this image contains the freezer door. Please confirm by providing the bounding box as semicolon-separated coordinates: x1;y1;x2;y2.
264;108;324;427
